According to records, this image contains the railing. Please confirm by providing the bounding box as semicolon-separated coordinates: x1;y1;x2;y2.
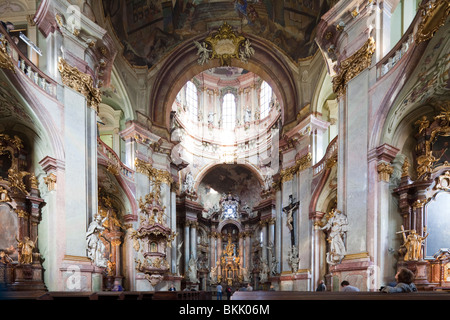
0;23;57;97
312;136;338;177
376;13;420;79
97;137;134;181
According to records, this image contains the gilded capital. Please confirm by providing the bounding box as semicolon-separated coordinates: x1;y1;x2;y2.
377;161;394;182
332;37;375;96
280;152;312;183
57;57;101;112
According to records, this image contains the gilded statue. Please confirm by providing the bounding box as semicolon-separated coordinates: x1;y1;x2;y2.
0;186;10;202
414;116;430;134
398;225;429;261
416;150;437;179
8;163;30;195
0;245;14;264
16;236;37;264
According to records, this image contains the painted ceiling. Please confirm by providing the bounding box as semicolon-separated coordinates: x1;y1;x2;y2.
102;0;330;68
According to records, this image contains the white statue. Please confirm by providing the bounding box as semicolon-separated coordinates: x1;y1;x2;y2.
188;255;199;283
270;255;278;276
244;107;251;123
239;39;255;63
86;214;108;268
194;41;212;65
176;241;183;276
321;209;348;265
209;263;218;284
287;245;300;273
183;172;195;194
263;175;273;192
208;112;215;125
259;258;269;283
241;266;250;283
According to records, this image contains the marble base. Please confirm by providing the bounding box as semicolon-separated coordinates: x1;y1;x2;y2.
329;253;373;291
10;264;47;291
279;271;311;291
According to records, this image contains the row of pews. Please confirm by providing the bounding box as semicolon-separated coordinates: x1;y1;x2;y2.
0;290;212;300
231;290;450;300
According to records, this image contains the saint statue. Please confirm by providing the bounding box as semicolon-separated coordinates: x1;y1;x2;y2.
86;214;108;268
188;255;199;283
399;225;429;261
210;263;219;284
183;172;195;194
287;244;300;273
320;208;348;265
16;236;37;264
259;258;269;283
176;241;183;276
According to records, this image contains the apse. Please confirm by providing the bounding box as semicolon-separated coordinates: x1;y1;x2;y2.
197;164;262;213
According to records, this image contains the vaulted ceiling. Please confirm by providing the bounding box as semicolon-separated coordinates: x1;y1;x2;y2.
101;0;330;68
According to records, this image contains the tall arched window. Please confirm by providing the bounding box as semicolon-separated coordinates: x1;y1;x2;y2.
222;93;236;130
260;81;272;119
186;81;198;121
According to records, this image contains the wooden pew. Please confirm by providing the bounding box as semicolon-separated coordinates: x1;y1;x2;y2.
91;292;125;300
37;291;93;300
231;290;450;300
121;291;154;300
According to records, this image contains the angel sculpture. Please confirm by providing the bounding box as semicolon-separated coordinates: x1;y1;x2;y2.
194;41;211;65
239;39;255;63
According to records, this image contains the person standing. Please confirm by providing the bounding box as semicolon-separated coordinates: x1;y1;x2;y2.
316;280;326;291
216;283;223;300
226;286;232;300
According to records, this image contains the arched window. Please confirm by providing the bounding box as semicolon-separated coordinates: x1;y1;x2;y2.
222;93;236;130
260;81;272;119
186;81;198;121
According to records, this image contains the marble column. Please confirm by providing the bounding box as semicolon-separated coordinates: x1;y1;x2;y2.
239;233;244;273
210;232;216;268
190;221;197;260
261;221;268;262
268;218;275;272
217;235;222;275
245;231;251;270
170;191;177;274
184;222;190;273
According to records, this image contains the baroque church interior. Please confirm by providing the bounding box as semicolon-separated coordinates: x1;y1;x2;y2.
0;0;449;300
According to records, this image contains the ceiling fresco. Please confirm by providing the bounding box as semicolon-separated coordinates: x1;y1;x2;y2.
102;0;330;68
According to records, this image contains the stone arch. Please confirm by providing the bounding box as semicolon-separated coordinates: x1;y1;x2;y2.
193;161;265;192
217;219;243;234
149;33;299;135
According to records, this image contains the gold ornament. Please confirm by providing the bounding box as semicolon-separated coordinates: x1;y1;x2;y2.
280;152;312;183
416;0;450;43
332;37;376;96
0;37;15;72
57;57;101;112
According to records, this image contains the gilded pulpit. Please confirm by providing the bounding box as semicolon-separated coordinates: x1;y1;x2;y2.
131;184;177;287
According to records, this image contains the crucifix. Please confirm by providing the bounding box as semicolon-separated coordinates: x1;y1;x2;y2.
282;195;299;246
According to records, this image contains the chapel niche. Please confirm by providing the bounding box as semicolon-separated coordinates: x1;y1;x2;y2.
394;105;450;290
0;133;45;291
96;190;125;290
